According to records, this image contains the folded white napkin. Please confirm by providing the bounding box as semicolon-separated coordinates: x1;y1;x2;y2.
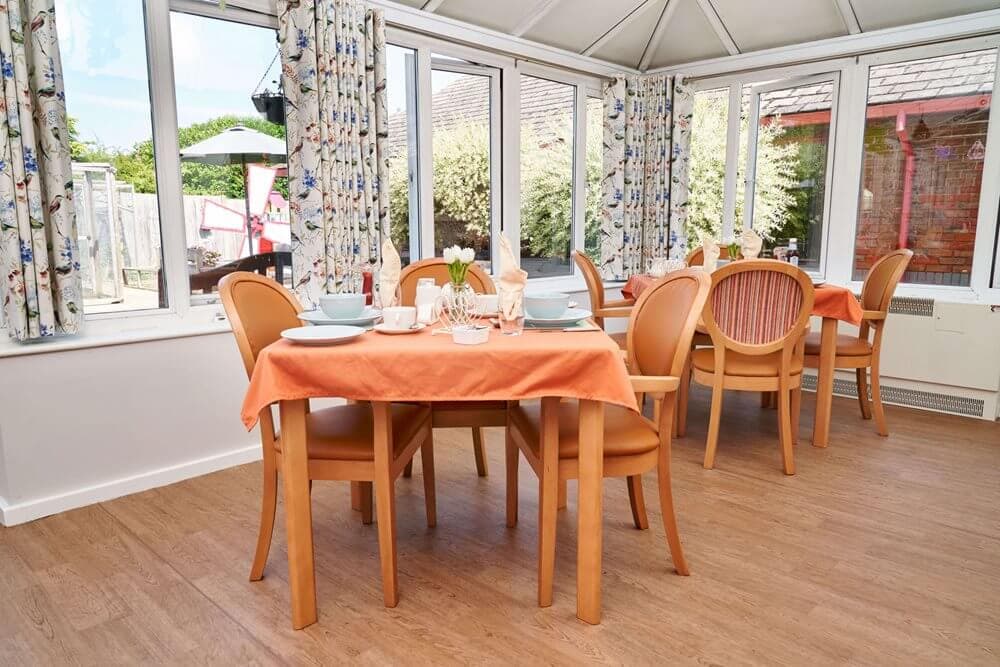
497;235;527;320
700;231;720;272
379;238;401;308
740;229;763;259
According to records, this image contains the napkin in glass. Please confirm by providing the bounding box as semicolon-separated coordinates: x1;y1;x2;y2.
741;228;763;259
700;231;721;271
497;234;527;320
379;238;401;309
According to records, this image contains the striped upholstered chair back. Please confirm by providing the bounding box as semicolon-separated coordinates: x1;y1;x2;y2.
702;260;814;354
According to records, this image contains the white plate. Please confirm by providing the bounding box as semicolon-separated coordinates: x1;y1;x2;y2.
373;323;426;335
299;307;381;326
281;325;366;346
812;279;826;287
524;307;593;327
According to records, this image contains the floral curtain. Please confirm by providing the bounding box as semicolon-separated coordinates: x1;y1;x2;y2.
599;73;692;280
0;1;80;341
278;0;388;308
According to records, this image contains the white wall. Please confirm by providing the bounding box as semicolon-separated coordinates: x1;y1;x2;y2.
0;332;260;526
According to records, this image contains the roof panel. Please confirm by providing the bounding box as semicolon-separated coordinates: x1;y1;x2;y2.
852;0;1000;31
711;0;847;52
590;0;667;67
522;0;643;53
435;0;545;33
645;0;728;69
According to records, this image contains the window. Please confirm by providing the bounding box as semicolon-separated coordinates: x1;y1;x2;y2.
585;96;603;262
386;45;420;265
519;75;575;278
56;0;164;313
170;11;289;297
687;88;731;243
745;76;837;272
430;57;499;271
854;49;997;286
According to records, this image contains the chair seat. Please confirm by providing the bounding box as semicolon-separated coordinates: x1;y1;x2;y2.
609;331;628;350
275;403;429;461
511;401;659;460
804;332;872;357
691;347;803;377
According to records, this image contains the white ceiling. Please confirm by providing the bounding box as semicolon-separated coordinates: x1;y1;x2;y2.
390;0;1000;70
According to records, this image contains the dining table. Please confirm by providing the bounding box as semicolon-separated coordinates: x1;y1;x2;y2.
241;322;638;629
622;272;863;448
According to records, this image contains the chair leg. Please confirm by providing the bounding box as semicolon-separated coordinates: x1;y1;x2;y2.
626;475;649;530
760;391;770;408
777;383;796;475
856;367;872;420
538;400;559;607
870;357;889;437
372;405;399;607
360;481;373;525
505;427;518;528
557;479;567;510
249;453;278;582
676;360;690;438
472;427;489;477
421;440;437;528
402;460;413;478
703;381;724;470
791;387;802;446
656;399;689;575
350;481;362;511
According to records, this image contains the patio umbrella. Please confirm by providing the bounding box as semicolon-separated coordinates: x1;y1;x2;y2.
179;124;287;255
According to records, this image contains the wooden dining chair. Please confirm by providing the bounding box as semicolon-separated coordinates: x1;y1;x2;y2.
691;260;814;475
573;250;635;350
505;269;711;606
804;249;912;436
397;257;502;478
685;244;739;267
220;271;435;606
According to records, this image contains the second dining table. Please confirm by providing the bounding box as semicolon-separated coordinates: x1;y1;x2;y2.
622;271;864;448
241;322;638;629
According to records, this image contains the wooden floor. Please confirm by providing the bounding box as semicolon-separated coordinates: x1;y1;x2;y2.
2;389;999;665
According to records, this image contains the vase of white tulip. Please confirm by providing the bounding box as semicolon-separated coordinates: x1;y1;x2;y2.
440;245;478;328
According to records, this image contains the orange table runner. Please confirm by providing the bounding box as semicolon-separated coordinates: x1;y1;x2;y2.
623;274;863;325
242;326;638;428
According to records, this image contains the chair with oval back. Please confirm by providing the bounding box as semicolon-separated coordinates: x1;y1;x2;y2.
505;269;711;607
804;249;913;436
572;250;635;350
692;260;815;475
219;271;435;607
398;258;502;478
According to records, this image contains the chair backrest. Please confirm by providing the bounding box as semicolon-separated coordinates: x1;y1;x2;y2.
219;271;303;380
398;258;495;306
685;245;737;267
573;250;606;311
626;269;712;378
702;260;814;355
860;249;913;315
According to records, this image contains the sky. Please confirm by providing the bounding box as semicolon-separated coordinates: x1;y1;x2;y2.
55;0;453;152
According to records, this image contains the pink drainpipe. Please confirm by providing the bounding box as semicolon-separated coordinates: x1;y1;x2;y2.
895;110;915;250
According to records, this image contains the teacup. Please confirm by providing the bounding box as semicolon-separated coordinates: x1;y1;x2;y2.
319;293;365;319
382;306;417;330
475;293;499;315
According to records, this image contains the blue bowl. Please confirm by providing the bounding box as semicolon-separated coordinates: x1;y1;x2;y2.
524;292;570;319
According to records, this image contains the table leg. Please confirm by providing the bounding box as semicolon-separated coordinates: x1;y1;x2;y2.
812;317;837;448
278;399;317;629
576;399;604;624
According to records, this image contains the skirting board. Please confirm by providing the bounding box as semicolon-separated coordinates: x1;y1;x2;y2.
0;444;262;527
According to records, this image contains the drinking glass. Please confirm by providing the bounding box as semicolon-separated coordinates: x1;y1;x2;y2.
497;287;525;336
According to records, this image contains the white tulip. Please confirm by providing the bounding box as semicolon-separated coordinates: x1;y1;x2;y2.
443;246;457;263
460;247;475;264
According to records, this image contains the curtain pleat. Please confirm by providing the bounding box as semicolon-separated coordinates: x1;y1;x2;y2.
0;0;81;341
279;0;387;308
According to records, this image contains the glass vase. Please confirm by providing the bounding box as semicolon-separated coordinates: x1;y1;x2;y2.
440;281;478;329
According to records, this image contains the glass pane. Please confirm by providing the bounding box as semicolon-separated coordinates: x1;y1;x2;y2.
520;75;575;278
585;97;603;262
752;80;835;271
431;66;493;271
687;88;730;242
855;49;997;286
56;0;164;313
170;12;289;296
386;45;419;266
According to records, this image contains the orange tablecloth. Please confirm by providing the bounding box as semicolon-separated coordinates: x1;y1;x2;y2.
622;274;863;326
242;326;638;428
